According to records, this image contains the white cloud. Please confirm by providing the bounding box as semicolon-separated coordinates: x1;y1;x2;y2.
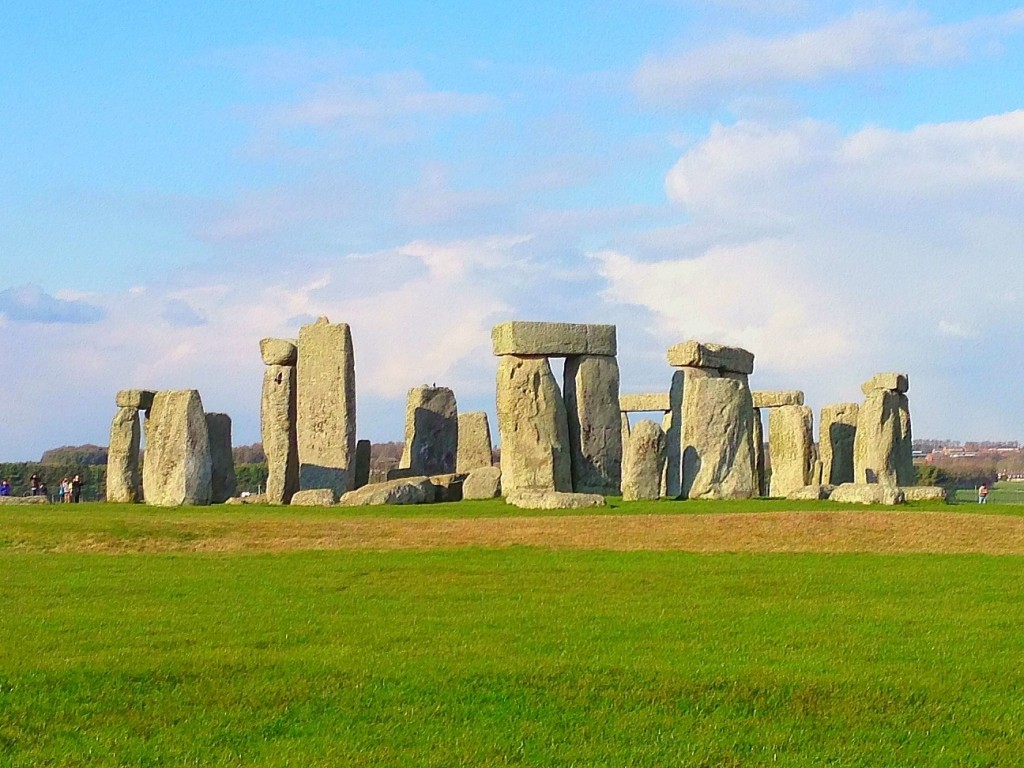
634;8;1024;105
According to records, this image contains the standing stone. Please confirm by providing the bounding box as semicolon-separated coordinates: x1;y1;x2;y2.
142;390;212;506
297;317;357;499
896;394;914;486
681;377;757;500
205;413;236;504
820;403;859;485
496;355;572;494
262;364;298;505
752;408;766;497
622;419;666;501
853;389;902;486
354;440;371;489
456;412;493;472
107;406;141;503
563;355;622;495
768;405;814;497
399;386;458;476
664;371;685;498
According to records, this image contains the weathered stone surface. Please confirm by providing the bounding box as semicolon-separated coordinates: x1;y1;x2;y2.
456;412;493;472
338;477;434;507
830;483;906;505
619;393;671;412
681;377;757;500
492;321;616;357
752;390;804;409
564;355;622;495
861;372;909;395
785;484;834;501
463;466;502;500
768;405;815;497
290;488;335;506
115;389;155;410
399;386;458;476
0;496;49;505
902;486;949;502
142;390;212;506
621;419;666;501
896;394;914;486
667;341;755;374
496;355;572;494
262;364;299;505
853;390;902;486
297;317;356;499
753;408;766;497
107;406;141;503
260;337;298;366
663;370;687;498
505;491;606;510
205;413;236;504
428;473;467;503
354;440;371;489
225;494;266;505
820;403;858;486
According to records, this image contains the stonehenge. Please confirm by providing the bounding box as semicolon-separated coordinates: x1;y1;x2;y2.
853;373;913;487
456;412;493;472
297;317;357;500
261;339;299;504
619;392;673;496
621;419;666;501
107;401;143;503
492;321;621;496
142;390;213;506
820;403;859;485
767;405;815;497
206;413;237;504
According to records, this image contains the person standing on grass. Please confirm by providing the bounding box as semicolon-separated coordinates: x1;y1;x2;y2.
71;474;83;503
0;480;10;496
978;484;989;504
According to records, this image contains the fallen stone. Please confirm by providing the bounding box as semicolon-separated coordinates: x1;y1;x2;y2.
142;390;212;506
0;496;49;505
505;491;606;510
853;390;902;486
297;317;357;499
456;412;493;472
463;466;502;500
667;341;755;374
225;494;267;505
262;364;299;505
115;389;155;410
621;419;666;501
399;386;458;476
768;405;815;497
902;486;949;502
260;337;298;366
491;321;616;357
785;484;834;501
564;354;622;495
290;488;336;507
205;413;236;504
752;390;804;409
830;483;906;505
107;406;141;503
681;376;757;500
820;403;859;485
861;372;909;395
496;355;572;494
338;477;434;506
619;393;671;412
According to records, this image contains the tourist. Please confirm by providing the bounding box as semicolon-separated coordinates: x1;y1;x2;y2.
29;473;40;496
57;478;67;503
978;484;989;504
38;480;48;499
71;474;83;503
0;480;10;496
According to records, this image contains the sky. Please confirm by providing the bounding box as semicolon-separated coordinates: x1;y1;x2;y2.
2;1;1024;460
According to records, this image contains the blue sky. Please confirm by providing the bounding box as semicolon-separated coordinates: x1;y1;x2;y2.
2;1;1024;460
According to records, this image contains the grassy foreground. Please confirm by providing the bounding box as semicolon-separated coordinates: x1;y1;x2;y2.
3;522;1024;765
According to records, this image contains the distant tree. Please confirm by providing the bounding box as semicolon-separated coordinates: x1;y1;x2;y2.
232;443;266;465
40;444;108;465
914;464;953;490
235;463;268;493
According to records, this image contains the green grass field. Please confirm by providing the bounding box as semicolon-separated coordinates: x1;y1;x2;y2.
3;500;1024;766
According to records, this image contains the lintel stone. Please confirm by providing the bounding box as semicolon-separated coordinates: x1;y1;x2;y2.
752;390;804;408
667;341;754;374
861;372;909;395
492;321;616;357
116;389;155;410
260;338;298;366
619;393;671;413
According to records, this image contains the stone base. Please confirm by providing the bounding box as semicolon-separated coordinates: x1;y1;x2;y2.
463;467;502;500
338;477;434;506
290;489;336;507
784;484;834;501
830;484;905;506
901;486;949;502
0;496;49;505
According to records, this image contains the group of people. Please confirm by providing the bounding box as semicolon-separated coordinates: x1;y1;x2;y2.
0;473;84;501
